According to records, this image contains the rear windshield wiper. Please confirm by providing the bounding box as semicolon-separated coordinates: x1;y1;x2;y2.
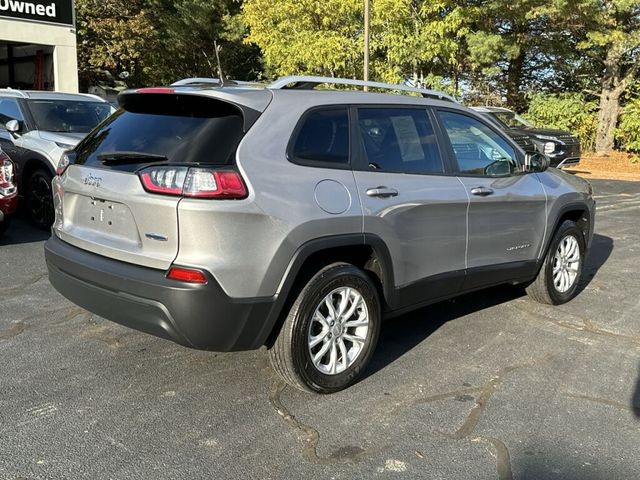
97;152;168;165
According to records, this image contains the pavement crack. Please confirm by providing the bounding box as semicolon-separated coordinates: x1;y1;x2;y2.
388;357;548;479
472;436;513;480
0;321;26;340
443;360;547;440
268;380;381;464
565;391;640;415
0;273;48;295
391;386;484;414
513;300;640;347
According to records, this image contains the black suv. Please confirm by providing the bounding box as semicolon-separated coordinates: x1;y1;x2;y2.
472;106;581;168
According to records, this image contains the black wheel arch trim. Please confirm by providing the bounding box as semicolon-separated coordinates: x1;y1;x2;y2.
21;155;56;192
540;200;593;262
260;233;396;347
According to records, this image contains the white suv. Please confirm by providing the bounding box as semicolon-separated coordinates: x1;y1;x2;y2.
0;90;112;228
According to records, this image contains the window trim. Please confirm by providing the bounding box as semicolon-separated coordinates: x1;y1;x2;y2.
286;105;352;170
350;104;455;177
434;107;527;179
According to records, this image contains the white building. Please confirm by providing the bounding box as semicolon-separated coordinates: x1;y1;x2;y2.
0;0;78;92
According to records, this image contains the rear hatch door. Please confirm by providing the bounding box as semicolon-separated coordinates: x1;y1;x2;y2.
54;91;262;270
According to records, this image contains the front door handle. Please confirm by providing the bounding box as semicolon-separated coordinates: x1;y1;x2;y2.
470;186;494;197
366;186;399;198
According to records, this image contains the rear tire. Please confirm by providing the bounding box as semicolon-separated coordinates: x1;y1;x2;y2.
526;220;585;305
26;169;54;229
269;263;381;394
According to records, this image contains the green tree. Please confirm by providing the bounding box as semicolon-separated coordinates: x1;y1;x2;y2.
150;0;262;84
76;0;158;87
76;0;262;88
370;0;473;90
243;0;474;90
616;96;640;154
526;92;599;151
243;0;363;78
540;0;640;153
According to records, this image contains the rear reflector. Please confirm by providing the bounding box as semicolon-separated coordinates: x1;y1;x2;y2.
138;166;247;199
166;266;208;284
0;154;16;196
56;152;73;176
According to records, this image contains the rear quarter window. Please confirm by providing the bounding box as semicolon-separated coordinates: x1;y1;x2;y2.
289;107;350;168
74;94;247;172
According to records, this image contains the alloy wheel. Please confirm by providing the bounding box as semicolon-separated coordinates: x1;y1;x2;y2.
552;234;581;293
307;287;370;375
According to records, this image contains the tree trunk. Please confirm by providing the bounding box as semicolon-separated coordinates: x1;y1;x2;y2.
506;48;525;111
595;87;621;154
595;49;625;154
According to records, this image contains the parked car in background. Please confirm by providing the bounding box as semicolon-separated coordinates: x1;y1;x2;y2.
0;147;17;236
0;90;113;228
45;76;595;393
471;106;581;169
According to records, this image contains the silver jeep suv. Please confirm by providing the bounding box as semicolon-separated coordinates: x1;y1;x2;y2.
45;77;595;393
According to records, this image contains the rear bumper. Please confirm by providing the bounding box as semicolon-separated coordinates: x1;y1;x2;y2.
45;235;277;351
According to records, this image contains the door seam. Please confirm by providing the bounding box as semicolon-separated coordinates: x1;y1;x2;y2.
456;176;470;270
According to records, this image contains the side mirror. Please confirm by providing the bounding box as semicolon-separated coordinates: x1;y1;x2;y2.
5;119;20;137
524;152;549;173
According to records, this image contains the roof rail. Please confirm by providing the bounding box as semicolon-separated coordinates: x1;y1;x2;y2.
0;88;29;99
267;76;457;102
170;77;256;87
79;93;110;103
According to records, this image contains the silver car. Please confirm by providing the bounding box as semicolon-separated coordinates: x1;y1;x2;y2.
44;77;595;393
0;90;112;228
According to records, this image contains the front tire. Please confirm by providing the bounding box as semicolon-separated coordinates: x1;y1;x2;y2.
269;263;381;394
526;220;586;305
26;169;54;229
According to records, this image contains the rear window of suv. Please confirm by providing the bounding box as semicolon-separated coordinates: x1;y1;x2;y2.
74;94;247;172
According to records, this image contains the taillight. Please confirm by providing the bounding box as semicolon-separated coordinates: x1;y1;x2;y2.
166;266;208;284
0;154;16;196
56;151;73;176
139;167;188;196
138;166;247;199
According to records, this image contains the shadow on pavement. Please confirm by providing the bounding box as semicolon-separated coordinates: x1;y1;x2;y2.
517;451;622;480
0;216;50;246
366;232;614;381
576;233;613;295
366;284;525;379
633;365;640;418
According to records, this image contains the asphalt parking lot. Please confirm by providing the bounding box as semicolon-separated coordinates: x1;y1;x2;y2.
1;178;639;480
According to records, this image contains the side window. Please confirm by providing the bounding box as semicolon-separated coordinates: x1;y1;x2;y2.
357;108;444;174
291;108;349;166
438;111;519;177
0;99;24;126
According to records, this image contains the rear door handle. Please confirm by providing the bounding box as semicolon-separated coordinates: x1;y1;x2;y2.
366;186;398;198
470;186;494;197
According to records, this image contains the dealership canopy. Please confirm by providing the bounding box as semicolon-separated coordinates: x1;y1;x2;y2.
0;0;78;92
0;0;73;26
